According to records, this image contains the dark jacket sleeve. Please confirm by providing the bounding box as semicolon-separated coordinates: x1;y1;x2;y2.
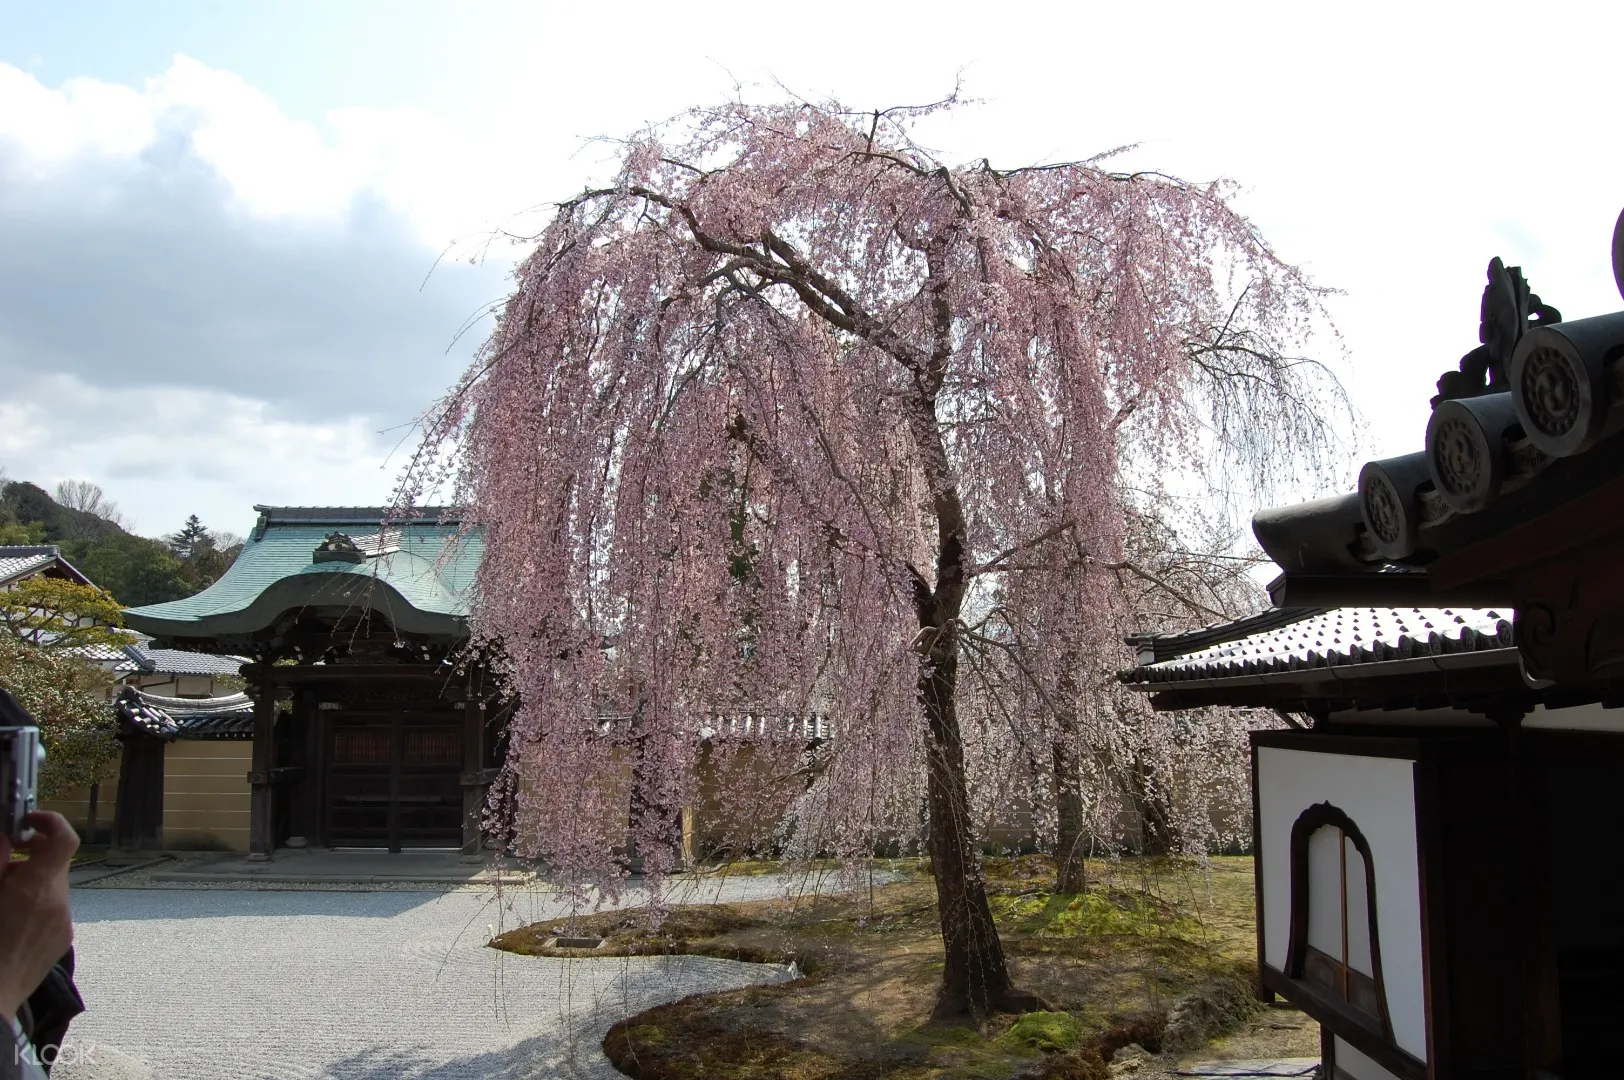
18;952;83;1075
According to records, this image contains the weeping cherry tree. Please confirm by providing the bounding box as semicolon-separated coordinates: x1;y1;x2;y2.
406;97;1339;1020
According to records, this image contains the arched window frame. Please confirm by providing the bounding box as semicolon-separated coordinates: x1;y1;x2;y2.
1286;801;1394;1041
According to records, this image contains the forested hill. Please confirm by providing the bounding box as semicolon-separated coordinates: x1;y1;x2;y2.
0;481;242;607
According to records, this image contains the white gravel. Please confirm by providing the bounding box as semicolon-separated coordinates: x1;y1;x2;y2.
62;876;819;1080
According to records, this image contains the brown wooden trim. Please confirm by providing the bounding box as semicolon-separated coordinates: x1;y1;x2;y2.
387;714;402;853
1266;571;1515;608
112;735;163;852
1303;945;1382;1016
302;690;326;847
459;768;500;787
1411;758;1449;1079
1261;965;1427;1080
1505;726;1564;1070
247;672;275;858
1427;459;1624;588
1285;802;1394;1041
461;694;485;856
241;663;466;686
1518;726;1624;750
1252;730;1422;759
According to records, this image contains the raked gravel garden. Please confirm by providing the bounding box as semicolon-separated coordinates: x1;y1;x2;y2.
59;873;811;1080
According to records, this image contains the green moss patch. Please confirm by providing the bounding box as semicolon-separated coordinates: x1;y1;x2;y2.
1002;1011;1084;1053
501;855;1287;1079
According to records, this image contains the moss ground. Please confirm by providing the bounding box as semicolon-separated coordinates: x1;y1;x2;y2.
489;854;1317;1079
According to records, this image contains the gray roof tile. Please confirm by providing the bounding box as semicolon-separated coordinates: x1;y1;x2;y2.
1120;606;1516;687
114;686;254;740
123;644;246;676
0;545;90;587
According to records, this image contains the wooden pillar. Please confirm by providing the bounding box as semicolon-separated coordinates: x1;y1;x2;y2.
247;669;276;861
680;805;696;869
111;734;163;853
460;689;486;858
86;781;101;846
1502;721;1564;1073
304;691;327;848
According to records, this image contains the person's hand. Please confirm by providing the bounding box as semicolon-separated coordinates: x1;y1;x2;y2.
0;812;78;1021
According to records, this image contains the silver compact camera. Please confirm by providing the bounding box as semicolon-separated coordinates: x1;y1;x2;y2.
0;725;45;842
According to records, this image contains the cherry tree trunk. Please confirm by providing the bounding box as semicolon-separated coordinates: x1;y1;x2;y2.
919;638;1038;1021
1051;736;1087;895
1126;754;1175;856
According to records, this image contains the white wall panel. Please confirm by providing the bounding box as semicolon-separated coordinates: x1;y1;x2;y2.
1334;1037;1405;1080
1257;746;1425;1061
1306;826;1343;956
1344;835;1373;977
1524;701;1624;732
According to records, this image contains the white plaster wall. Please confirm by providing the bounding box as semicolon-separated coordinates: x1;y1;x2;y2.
1344;835;1373;978
1334;1036;1405;1080
1524;701;1624;732
1257;746;1426;1062
1306;826;1342;955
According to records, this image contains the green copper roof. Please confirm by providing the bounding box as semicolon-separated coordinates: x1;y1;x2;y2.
123;507;482;646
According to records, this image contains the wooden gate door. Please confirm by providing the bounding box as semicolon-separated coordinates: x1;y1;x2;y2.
327;713;463;851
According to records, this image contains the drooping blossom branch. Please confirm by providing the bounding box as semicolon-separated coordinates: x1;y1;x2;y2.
400;95;1342;1019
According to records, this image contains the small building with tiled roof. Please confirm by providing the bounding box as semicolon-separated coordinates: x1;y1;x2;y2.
117;506;501;858
123;505;480;651
1119;215;1624;1080
1120;606;1522;716
114;640;246;700
0;544;92;588
110;686;256;851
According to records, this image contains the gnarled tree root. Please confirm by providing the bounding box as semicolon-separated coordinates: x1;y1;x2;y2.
930;985;1054;1024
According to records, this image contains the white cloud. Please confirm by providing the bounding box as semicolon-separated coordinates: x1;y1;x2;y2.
5;6;1624;542
1;372;398;537
0;64;154;162
0;55;505;538
0;55;520;247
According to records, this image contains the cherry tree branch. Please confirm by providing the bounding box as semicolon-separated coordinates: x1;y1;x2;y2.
968;521;1079;577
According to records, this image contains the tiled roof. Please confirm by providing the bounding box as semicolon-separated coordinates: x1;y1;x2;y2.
1126;607;1331;666
1120;606;1516;687
124;505;482;644
122;643;245;676
0;545;90;587
63;640;136;666
114;686;254;740
253;505;463;527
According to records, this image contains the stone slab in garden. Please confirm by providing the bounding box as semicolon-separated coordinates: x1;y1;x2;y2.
1177;1060;1319;1077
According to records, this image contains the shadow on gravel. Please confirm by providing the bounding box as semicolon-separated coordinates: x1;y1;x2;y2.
322;1026;625;1080
69;889;445;923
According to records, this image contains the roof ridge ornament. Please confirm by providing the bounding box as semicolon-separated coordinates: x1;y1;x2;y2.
1266;206;1624;587
312;532;365;564
1433;257;1561;408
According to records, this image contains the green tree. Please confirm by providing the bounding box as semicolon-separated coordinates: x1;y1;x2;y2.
0;578;136;651
0;522;46;545
52;479;126;535
167;515;210;560
64;533;191;607
164;516;242;594
0;639;119;798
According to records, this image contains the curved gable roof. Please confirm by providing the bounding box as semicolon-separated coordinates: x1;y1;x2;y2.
122;506;482;647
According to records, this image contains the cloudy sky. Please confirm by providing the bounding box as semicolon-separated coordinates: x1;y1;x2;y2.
2;0;1622;539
